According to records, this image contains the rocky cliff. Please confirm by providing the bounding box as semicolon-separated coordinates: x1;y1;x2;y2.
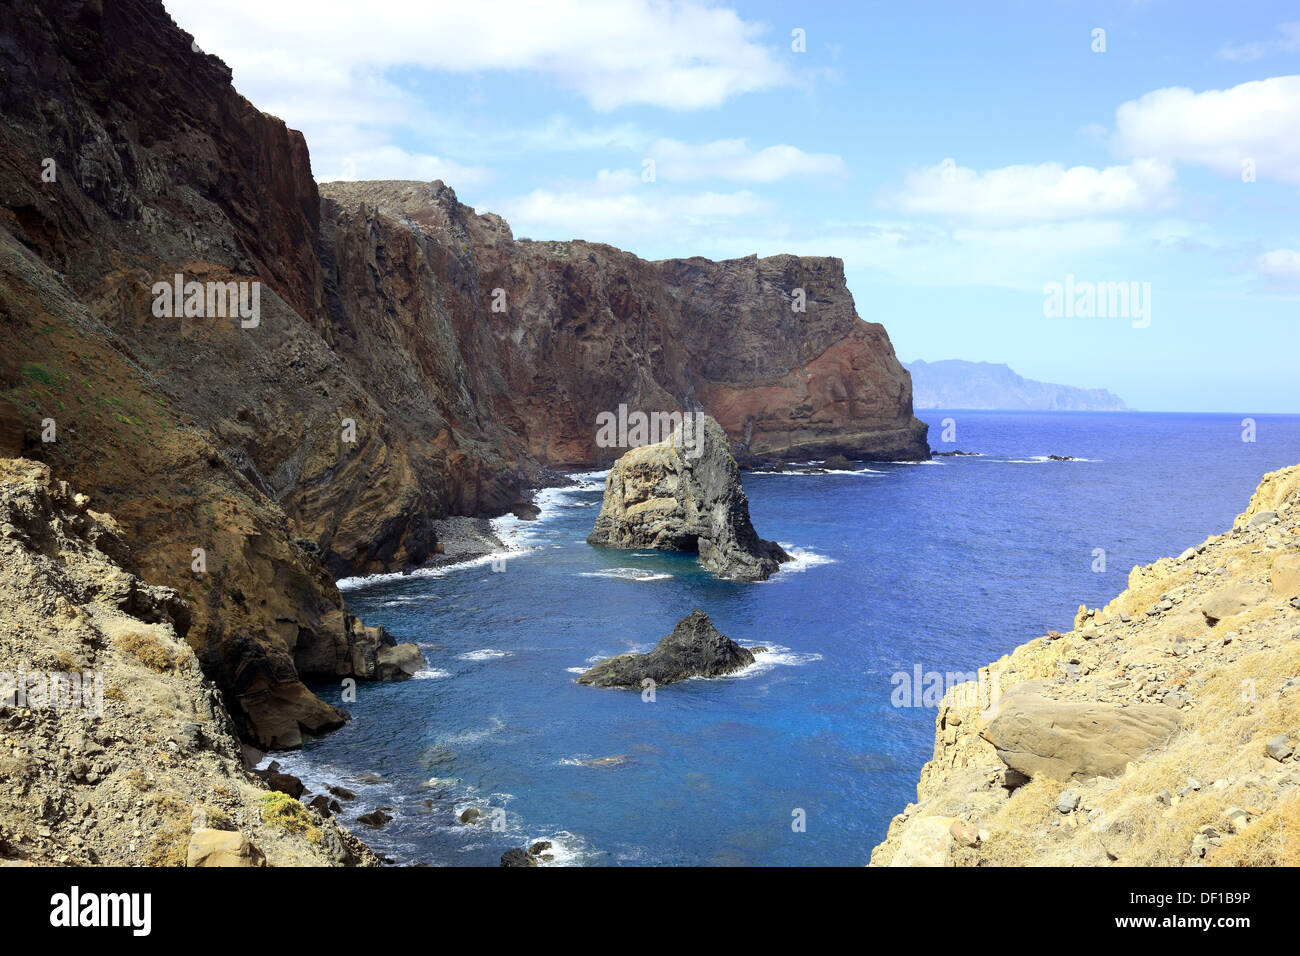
0;0;923;746
0;458;375;866
870;464;1300;866
319;180;928;466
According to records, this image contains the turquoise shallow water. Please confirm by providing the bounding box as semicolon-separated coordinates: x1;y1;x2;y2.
271;411;1300;865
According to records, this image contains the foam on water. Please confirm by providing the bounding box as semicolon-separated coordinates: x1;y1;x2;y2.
458;649;511;661
986;455;1102;464
688;642;824;681
774;544;835;573
750;467;883;477
578;567;673;582
413;667;453;679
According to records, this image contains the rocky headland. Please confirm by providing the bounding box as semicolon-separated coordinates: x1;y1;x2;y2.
587;416;790;581
0;0;922;747
576;610;760;688
870;463;1300;866
905;359;1128;411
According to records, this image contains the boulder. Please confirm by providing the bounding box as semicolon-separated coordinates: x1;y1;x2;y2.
1196;580;1258;624
375;642;425;680
267;772;304;798
186;829;267;868
1265;734;1294;761
1247;511;1277;528
1057;789;1081;813
358;809;393;827
587;416;790;581
948;820;979;847
1270;554;1300;599
889;816;955;867
981;682;1181;780
1200;582;1259;625
576;610;755;688
500;848;535;867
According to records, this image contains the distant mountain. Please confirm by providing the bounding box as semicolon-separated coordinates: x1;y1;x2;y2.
904;360;1128;411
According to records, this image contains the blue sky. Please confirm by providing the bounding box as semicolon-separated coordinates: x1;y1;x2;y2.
170;0;1300;412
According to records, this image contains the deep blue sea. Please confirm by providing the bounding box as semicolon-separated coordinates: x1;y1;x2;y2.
274;411;1300;866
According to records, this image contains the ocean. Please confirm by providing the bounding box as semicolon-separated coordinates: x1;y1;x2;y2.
271;411;1300;865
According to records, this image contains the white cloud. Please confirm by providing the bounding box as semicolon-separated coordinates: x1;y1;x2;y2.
668;217;1203;298
316;146;493;186
646;138;845;182
882;158;1176;226
1217;23;1300;62
490;173;767;245
1112;75;1300;184
1256;248;1300;289
167;0;793;112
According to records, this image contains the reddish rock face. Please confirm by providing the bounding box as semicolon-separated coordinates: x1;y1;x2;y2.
0;0;924;745
320;180;928;467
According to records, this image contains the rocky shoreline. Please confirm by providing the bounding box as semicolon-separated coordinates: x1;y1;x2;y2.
870;463;1300;866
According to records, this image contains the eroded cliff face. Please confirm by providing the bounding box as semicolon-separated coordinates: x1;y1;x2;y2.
0;0;447;746
870;465;1300;867
0;458;376;866
320;180;928;466
0;0;924;747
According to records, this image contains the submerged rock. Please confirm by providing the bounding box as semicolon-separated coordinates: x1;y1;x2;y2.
357;809;393;827
587;416;790;581
576;610;755;688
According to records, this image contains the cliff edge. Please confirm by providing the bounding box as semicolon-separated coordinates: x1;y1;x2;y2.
0;458;375;866
870;464;1300;866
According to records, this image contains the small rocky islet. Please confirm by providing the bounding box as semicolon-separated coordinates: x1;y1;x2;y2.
587;415;790;582
576;610;764;688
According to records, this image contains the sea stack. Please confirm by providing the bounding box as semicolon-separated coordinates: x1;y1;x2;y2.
587;416;790;581
576;610;757;687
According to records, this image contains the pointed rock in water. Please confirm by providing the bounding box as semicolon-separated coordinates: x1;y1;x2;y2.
587;416;790;581
576;610;755;688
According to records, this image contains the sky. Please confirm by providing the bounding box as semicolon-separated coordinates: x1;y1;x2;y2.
167;0;1300;413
